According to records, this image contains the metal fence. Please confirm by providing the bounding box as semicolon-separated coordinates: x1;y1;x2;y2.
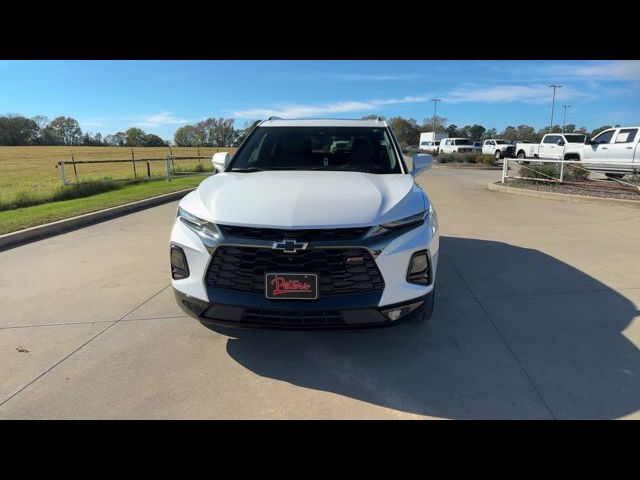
57;154;215;186
501;157;640;192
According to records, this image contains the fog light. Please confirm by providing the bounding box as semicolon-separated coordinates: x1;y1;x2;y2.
170;245;189;280
407;250;431;285
381;301;424;322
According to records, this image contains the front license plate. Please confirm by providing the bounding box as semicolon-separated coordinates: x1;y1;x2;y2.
265;273;318;300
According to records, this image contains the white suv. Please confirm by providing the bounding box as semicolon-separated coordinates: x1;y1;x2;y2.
169;118;439;329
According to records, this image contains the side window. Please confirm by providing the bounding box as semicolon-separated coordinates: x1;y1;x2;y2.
490;141;495;146
614;129;637;144
543;135;557;144
593;130;615;145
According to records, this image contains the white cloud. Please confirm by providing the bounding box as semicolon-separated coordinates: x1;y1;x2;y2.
444;84;591;104
545;61;640;81
135;112;190;128
232;95;431;118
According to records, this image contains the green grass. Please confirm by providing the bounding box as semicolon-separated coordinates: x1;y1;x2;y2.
0;176;205;235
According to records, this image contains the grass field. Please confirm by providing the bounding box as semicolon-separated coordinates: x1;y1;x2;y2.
0;146;237;203
0;176;205;235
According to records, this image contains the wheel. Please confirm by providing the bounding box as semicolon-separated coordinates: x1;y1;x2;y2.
417;286;436;322
517;151;526;159
495;150;502;160
605;173;625;180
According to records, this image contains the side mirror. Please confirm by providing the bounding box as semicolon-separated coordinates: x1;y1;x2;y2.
212;152;231;172
557;139;565;146
411;153;433;177
585;136;592;145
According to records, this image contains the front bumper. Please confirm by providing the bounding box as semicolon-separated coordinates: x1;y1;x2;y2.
170;205;439;329
174;288;432;329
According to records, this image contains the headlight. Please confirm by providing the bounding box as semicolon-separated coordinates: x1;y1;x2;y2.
176;206;221;239
366;207;430;237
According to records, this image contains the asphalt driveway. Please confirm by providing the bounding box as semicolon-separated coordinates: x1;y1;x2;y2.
1;167;639;419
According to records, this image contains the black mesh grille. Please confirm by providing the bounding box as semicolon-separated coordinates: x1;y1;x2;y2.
218;225;369;242
205;246;384;295
243;308;344;326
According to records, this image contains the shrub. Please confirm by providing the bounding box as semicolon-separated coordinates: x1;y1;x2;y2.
436;152;496;165
518;162;590;181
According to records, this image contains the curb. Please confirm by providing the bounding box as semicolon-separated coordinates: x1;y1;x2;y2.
0;188;195;251
487;182;640;208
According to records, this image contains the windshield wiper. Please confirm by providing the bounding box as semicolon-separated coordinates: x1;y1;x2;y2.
231;167;265;172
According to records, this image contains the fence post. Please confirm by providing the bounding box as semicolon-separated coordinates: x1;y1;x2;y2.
131;149;137;178
559;157;565;183
71;151;79;184
501;156;508;183
166;155;172;181
147;161;151;178
59;161;67;186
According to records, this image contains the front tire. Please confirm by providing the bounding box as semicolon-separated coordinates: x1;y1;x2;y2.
495;150;502;160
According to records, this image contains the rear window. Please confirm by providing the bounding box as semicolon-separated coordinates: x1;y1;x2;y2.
229;126;402;174
615;129;638;143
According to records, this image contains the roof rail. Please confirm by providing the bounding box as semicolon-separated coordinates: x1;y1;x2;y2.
267;116;283;121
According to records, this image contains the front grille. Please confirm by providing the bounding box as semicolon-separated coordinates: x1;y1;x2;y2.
243;308;344;326
206;246;384;296
218;225;369;242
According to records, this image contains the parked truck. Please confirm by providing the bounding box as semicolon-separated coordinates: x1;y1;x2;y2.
419;132;448;153
515;133;586;161
514;128;640;179
482;139;515;160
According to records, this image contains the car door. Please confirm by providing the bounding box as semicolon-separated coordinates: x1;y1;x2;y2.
583;129;615;163
606;128;638;165
482;140;492;155
539;135;556;158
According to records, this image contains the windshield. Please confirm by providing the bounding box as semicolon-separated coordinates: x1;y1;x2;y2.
229;126;402;173
454;139;472;145
564;134;586;143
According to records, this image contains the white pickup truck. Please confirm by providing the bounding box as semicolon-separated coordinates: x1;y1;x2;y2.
515;128;640;178
482;139;515;160
515;133;586;161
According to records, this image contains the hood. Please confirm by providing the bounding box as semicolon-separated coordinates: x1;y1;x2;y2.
184;170;425;229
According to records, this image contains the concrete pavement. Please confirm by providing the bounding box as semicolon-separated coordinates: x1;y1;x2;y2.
1;166;639;419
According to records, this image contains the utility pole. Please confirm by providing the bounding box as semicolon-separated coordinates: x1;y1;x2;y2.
561;105;571;133
549;84;562;133
431;98;441;140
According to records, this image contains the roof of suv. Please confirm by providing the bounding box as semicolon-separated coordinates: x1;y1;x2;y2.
259;118;388;128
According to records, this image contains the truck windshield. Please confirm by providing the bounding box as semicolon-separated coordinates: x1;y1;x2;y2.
564;134;586;143
229;126;402;174
455;139;472;145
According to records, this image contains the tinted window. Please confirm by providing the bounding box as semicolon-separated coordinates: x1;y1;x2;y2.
564;134;586;143
495;140;509;144
543;135;559;144
454;139;472;145
614;129;638;143
593;130;615;145
230;126;401;174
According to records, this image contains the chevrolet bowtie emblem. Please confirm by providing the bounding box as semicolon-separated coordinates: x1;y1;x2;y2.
272;239;308;253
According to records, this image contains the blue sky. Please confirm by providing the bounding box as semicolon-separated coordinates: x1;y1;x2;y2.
1;60;639;140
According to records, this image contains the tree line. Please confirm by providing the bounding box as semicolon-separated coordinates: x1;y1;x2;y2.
0;114;168;147
363;114;619;147
1;112;620;148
